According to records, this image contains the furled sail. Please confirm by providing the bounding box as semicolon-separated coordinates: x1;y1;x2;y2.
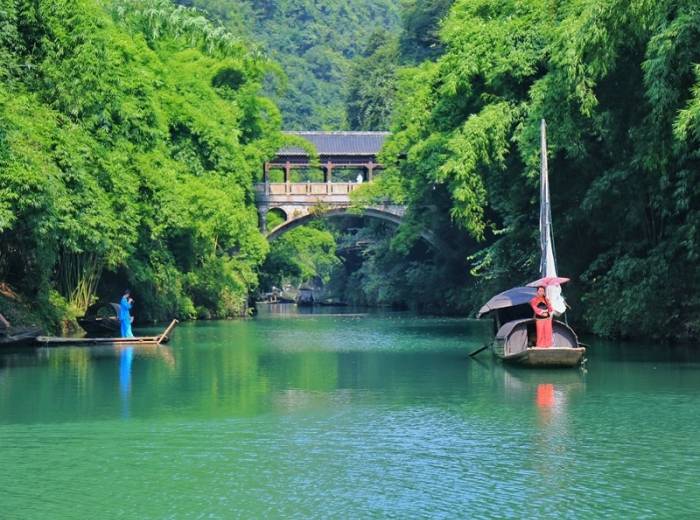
539;120;567;315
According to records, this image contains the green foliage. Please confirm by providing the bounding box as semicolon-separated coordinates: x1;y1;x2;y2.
346;31;399;131
181;0;401;129
0;0;279;326
260;224;340;288
399;0;454;63
325;219;470;313
368;0;700;340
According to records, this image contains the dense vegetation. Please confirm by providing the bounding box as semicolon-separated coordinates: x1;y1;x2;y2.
355;0;700;340
257;1;465;313
4;0;700;342
179;0;401;129
0;0;282;328
259;222;339;290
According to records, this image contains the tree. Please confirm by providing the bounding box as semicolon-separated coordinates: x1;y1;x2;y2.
0;0;281;327
361;0;700;340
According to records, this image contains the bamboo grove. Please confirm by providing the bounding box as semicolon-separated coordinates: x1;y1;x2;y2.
0;0;281;327
353;0;700;339
3;0;700;341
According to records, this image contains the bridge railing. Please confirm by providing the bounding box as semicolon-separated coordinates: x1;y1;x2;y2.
255;182;363;196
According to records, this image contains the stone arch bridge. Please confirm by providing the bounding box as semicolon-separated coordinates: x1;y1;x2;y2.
257;188;406;240
256;131;408;239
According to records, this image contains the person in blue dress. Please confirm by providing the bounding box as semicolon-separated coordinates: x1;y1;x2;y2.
119;289;134;338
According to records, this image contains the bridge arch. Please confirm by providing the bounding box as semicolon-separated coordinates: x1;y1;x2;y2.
266;206;436;248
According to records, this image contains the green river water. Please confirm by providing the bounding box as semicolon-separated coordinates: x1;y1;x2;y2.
1;306;699;518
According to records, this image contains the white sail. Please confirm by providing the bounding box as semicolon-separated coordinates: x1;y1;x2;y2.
539;119;567;315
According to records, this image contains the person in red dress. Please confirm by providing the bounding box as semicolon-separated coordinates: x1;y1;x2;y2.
530;286;554;348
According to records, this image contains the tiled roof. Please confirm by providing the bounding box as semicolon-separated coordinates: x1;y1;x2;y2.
278;131;390;156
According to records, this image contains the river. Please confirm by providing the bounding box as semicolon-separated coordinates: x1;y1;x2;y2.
1;306;699;518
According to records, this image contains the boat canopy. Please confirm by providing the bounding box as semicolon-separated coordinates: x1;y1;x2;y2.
477;286;536;318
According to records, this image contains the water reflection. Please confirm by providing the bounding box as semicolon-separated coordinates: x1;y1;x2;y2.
502;367;585;435
0;343;177;423
119;347;134;418
2;316;700;518
535;383;568;441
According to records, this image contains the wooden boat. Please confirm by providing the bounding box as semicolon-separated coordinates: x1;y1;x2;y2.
0;312;42;347
295;287;314;307
493;318;585;367
77;302;121;334
0;326;43;347
36;319;178;347
477;120;585;367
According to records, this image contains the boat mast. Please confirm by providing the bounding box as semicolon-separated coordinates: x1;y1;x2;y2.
539;119;566;315
539;119;556;278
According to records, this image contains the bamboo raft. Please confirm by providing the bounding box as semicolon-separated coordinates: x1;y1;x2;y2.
36;319;179;346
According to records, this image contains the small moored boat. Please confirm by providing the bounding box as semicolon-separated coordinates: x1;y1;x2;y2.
295;287;314;307
477;120;585;367
493;318;584;367
0;313;42;348
77;302;121;335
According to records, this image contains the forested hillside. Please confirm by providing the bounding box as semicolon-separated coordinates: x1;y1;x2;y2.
179;0;401;129
0;0;281;328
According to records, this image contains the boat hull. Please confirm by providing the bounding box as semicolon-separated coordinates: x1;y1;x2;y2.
504;346;586;367
490;318;585;367
0;327;42;348
77;317;120;335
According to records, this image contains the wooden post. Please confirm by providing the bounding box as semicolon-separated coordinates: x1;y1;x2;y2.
326;161;333;184
157;319;179;346
367;161;374;182
259;207;268;232
0;313;10;329
285;161;291;193
263;163;271;195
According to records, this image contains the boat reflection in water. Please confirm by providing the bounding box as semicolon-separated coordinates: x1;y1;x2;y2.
503;365;586;432
535;383;565;431
504;366;586;485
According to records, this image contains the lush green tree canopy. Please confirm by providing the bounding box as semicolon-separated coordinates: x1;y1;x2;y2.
359;0;700;339
0;0;281;327
181;0;401;129
260;224;340;290
346;30;399;131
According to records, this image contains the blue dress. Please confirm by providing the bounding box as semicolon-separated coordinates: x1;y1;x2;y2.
119;296;134;338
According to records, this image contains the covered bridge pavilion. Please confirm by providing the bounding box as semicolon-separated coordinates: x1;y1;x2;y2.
263;131;389;183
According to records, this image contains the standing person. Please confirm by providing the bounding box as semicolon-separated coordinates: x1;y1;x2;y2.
530;286;553;347
356;172;363;183
119;289;134;338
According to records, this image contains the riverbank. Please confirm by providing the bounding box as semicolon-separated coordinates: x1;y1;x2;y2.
0;286;61;334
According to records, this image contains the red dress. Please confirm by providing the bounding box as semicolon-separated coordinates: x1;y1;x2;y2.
530;295;554;348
